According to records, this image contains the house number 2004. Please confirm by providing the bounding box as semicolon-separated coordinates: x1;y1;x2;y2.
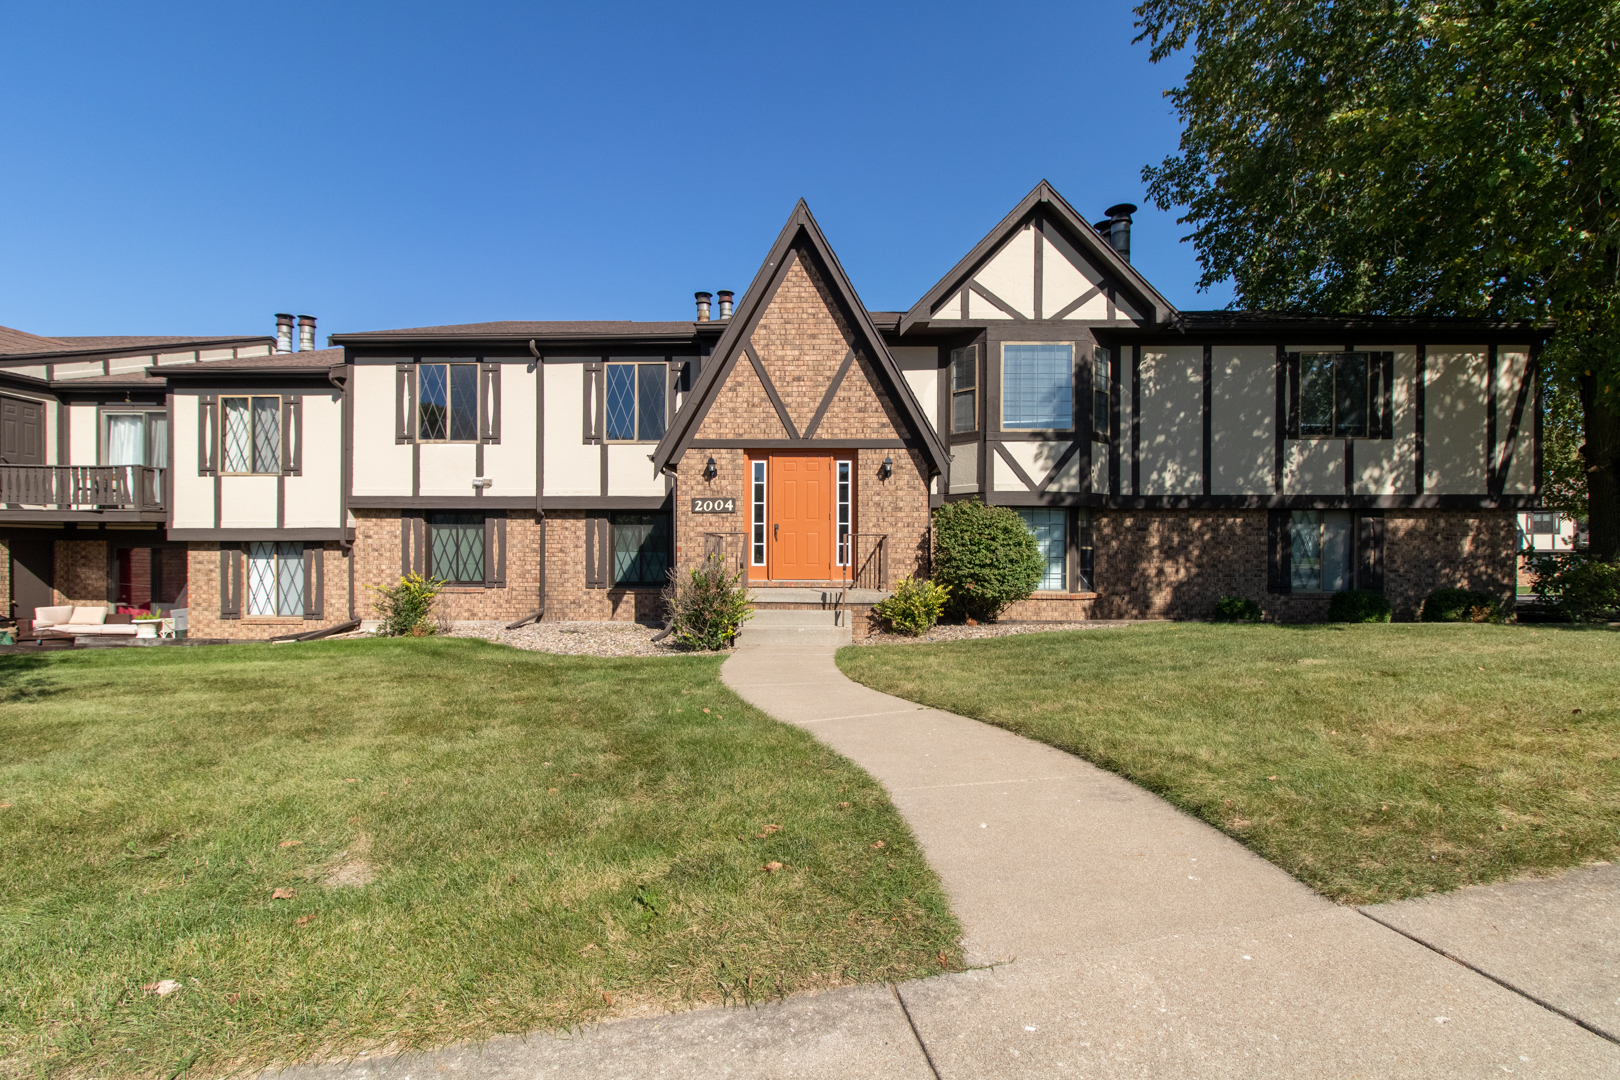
690;497;737;514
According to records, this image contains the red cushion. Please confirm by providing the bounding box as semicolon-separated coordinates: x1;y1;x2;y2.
116;606;145;615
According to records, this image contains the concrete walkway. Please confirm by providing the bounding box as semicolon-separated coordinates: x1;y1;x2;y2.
276;636;1620;1079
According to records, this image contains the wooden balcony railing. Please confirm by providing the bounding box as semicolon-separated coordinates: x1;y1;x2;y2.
0;465;165;512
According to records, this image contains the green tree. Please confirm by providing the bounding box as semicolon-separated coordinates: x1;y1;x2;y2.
1135;0;1620;558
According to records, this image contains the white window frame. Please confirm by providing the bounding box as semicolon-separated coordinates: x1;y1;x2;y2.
1000;342;1076;432
220;395;281;475
835;459;851;566
751;459;767;566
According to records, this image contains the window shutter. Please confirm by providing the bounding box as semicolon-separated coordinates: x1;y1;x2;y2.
1357;512;1385;592
396;364;416;443
1267;510;1292;594
198;395;218;476
483;515;497;588
401;512;426;578
496;515;507;587
480;363;502;443
1377;352;1395;440
282;396;303;476
585;514;609;589
583;360;603;444
219;543;242;618
1285;353;1301;440
303;544;324;619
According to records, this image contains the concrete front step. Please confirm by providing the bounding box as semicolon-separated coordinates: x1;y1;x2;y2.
748;608;843;627
747;587;890;605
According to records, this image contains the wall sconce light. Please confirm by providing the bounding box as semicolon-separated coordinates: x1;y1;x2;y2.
703;456;718;480
879;455;894;481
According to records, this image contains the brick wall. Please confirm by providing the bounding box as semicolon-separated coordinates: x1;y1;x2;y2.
186;541;356;640
856;447;929;588
540;510;661;623
54;540;108;607
1385;510;1517;618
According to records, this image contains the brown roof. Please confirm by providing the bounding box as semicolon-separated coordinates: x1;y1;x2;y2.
0;325;69;354
49;348;345;389
334;319;711;341
49;335;258;350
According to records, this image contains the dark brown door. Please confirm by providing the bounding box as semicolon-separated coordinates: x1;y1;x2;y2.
10;536;54;621
0;396;44;465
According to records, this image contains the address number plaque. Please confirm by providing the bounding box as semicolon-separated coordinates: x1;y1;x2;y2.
690;497;738;514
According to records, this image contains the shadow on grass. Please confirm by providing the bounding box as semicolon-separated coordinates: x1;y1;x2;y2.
0;651;62;703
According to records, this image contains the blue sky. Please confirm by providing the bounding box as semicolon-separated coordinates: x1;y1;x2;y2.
0;0;1231;340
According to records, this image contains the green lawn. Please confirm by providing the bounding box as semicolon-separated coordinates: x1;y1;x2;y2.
838;623;1620;905
0;639;959;1079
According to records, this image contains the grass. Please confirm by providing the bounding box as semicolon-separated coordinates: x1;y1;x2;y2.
0;638;959;1079
838;622;1620;906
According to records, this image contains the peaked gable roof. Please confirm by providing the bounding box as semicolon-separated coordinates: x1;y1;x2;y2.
899;180;1177;334
653;200;949;475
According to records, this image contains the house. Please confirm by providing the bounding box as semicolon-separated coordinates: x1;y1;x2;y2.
1;183;1541;635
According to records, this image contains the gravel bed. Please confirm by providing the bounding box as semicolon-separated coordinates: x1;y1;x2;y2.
853;620;1132;646
446;620;690;658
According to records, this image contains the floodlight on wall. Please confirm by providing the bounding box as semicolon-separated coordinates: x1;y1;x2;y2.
703;456;718;480
879;455;894;481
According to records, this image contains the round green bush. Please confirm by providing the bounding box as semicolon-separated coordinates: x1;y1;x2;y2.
1212;595;1262;622
1527;553;1620;622
1419;587;1504;623
1328;589;1392;623
873;576;951;635
931;499;1044;622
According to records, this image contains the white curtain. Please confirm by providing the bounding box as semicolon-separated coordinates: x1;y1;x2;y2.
105;414;143;466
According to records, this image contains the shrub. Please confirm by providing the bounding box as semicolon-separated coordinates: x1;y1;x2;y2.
1328;589;1392;623
1211;595;1262;622
664;554;753;651
1420;587;1505;624
369;573;445;636
1528;553;1620;622
931;499;1044;622
874;577;951;635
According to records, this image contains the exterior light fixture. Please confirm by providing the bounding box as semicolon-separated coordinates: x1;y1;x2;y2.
703;456;718;480
880;455;894;480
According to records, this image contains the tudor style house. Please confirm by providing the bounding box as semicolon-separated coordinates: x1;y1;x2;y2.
1;183;1539;636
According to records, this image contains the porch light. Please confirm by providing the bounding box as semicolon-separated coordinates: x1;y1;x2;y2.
880;455;893;481
703;456;718;480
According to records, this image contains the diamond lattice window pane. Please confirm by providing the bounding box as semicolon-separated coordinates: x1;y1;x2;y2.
418;364;448;440
428;514;484;582
637;365;666;441
605;365;636;441
223;399;252;473
253;397;280;473
612;512;669;585
450;365;479;441
246;542;278;615
276;542;303;615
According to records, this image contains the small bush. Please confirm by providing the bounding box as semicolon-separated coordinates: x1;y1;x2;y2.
664;554;753;650
874;577;951;635
368;574;445;636
931;499;1044;622
1329;589;1393;623
1420;587;1505;624
1528;553;1620;622
1211;595;1262;622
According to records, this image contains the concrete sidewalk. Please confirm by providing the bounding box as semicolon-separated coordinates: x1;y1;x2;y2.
274;636;1619;1079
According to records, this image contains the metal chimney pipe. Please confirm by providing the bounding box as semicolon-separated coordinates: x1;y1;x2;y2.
297;314;316;353
717;290;734;320
1104;203;1137;263
694;292;712;322
275;313;294;353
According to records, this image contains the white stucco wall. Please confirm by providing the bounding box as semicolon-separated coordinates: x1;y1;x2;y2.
1425;345;1489;494
948;444;978;492
607;443;665;496
1497;349;1536;495
543;362;597;496
1138;346;1202;495
1089;445;1107;494
1209;346;1274;495
1353;347;1418;495
219;475;277;528
900;364;938;434
283;392;342;527
68;404;98;465
974;226;1035;318
1284;438;1345;495
351;361;413;495
418;443;478;497
479;362;537;494
169;398;214;528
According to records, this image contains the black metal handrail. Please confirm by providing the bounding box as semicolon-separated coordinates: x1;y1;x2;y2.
0;465;165;511
702;532;748;575
844;533;887;590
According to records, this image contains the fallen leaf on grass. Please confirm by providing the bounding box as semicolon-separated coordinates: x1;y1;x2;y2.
143;980;182;997
271;888;297;900
549;787;559;794
602;991;615;1006
0;802;11;810
703;708;711;714
1573;708;1583;715
755;824;782;838
1267;775;1279;781
344;778;358;784
763;861;784;873
580;943;598;953
227;993;240;1005
278;840;303;849
937;951;948;968
295;914;315;926
871;841;886;850
838;802;850;809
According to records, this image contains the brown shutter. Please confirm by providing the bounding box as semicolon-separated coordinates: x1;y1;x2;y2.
1285;353;1301;440
219;543;242;618
1267;510;1292;594
400;512;426;578
303;544;324;619
1357;512;1385;592
583;360;603;443
396;364;415;443
282;396;302;476
198;395;218;476
496;515;507;587
481;363;502;443
585;514;609;589
483;515;497;588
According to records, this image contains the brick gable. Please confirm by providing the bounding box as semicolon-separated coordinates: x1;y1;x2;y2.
693;351;791;440
815;351;908;440
748;248;862;432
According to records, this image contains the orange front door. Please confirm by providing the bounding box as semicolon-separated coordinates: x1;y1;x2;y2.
768;454;832;580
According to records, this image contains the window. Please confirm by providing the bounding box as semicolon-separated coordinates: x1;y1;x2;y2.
1002;344;1074;430
1299;352;1376;438
606;362;667;442
103;411;168;467
1530;512;1557;535
246;541;303;616
836;460;851;566
427;513;485;583
222;396;279;473
950;346;977;433
1077;511;1095;592
1289;510;1353;592
751;460;767;566
1093;349;1111;438
1017;508;1067;591
418;362;478;441
612;512;671;585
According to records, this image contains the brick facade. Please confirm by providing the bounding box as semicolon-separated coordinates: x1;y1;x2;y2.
54;539;109;607
186;541;356;640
